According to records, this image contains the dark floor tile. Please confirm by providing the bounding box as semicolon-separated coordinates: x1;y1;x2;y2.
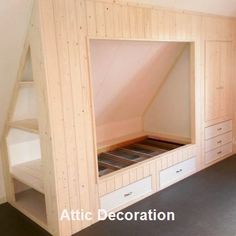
0;203;50;236
76;155;236;236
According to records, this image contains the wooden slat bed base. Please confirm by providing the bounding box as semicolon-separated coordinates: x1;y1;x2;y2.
98;137;183;177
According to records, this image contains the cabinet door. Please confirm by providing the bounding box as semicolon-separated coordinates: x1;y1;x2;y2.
219;42;233;118
205;41;220;122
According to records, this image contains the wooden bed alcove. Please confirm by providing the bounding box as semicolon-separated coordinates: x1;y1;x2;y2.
88;39;195;178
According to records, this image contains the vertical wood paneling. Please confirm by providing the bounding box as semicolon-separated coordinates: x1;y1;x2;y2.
53;0;80;232
30;4;59;234
136;166;143;180
168;12;177;39
136;7;144;38
121;4;131;38
161;156;168;169
113;4;122;38
99;182;107;196
143;164;150;177
143;8;152;38
191;15;202;39
129;168;137;182
95;2;106;37
205;17;233;40
86;1;96;36
122;172;130;186
38;0;72;234
176;13;191;40
67;0;92;231
158;10;165;39
128;6;138;38
104;3;114;37
75;0;99;229
150;9;159;39
114;174;123;189
167;154;173;166
155;159;161;190
106;179;115;192
38;0;99;234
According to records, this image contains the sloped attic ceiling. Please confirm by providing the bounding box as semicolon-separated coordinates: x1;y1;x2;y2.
90;40;187;127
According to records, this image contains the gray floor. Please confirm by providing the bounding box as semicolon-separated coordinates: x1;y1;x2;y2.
1;155;236;236
77;155;236;236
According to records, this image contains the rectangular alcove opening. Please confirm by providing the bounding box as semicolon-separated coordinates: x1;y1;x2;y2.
13;179;47;226
88;39;195;177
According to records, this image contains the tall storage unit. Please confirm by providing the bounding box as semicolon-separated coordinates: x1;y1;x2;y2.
204;41;233;165
205;41;233;124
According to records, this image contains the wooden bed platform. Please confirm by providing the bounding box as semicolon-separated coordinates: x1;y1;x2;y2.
98;137;183;177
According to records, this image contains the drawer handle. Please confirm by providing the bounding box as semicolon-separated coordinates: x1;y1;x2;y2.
217;140;222;144
217;128;222;131
217;151;222;155
124;192;133;198
176;169;183;173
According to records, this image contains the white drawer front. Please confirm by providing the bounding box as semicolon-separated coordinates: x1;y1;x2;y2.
205;142;232;164
100;176;152;212
205;120;232;140
160;158;196;189
205;132;232;152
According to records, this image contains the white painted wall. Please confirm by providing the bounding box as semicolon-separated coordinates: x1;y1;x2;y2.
7;129;41;166
0;0;33;137
90;40;186;143
144;45;191;139
12;86;38;121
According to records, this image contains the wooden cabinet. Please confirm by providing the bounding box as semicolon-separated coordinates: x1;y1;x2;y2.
204;120;233;164
205;41;233;124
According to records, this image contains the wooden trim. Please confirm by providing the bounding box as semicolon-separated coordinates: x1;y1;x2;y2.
0;140;16;203
97;132;147;154
146;132;191;144
89;36;195;42
19;81;34;86
10;119;39;134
